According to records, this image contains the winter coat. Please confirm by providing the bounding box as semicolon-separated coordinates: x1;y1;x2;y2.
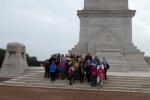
68;66;75;76
59;62;66;71
79;61;85;74
50;63;57;73
44;62;50;70
91;65;97;77
97;66;105;79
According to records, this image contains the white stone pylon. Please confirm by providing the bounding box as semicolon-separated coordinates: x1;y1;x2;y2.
0;42;28;78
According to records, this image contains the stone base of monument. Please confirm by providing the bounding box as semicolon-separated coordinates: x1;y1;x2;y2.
70;42;150;72
95;52;149;72
0;64;28;78
105;60;149;72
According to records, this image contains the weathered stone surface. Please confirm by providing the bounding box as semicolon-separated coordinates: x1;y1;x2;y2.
69;0;149;72
0;42;28;77
84;0;128;10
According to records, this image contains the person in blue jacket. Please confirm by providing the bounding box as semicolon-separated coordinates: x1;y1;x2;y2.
49;60;57;81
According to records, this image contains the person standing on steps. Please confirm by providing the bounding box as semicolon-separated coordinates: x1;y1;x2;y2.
101;57;109;80
68;63;76;85
85;59;91;82
49;60;57;81
95;56;100;66
91;63;97;86
78;58;85;83
58;60;66;80
85;53;92;62
97;64;105;87
44;60;50;78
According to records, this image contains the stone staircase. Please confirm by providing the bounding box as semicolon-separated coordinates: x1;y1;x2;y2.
102;76;150;93
1;67;150;93
0;67;93;90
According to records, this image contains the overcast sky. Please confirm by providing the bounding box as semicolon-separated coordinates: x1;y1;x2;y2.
0;0;150;61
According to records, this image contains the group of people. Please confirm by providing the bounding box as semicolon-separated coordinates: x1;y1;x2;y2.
43;53;110;86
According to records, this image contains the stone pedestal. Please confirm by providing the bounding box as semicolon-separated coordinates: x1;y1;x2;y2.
69;0;149;72
0;42;28;77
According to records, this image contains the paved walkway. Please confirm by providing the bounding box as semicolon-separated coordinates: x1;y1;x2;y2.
1;86;150;100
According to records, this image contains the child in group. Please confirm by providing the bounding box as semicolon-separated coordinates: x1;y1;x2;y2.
97;64;105;88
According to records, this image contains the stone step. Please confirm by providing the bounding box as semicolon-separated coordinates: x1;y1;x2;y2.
104;81;150;85
3;81;67;86
1;81;95;90
18;75;150;82
107;79;150;82
103;83;143;88
24;75;149;79
23;72;43;74
12;78;145;83
3;78;90;85
4;79;147;90
23;73;44;75
106;79;150;83
2;80;150;93
8;76;150;87
27;67;44;70
2;81;148;93
2;81;67;88
8;77;150;86
16;76;45;79
8;80;68;85
108;76;150;79
17;75;150;80
21;75;150;81
24;69;44;71
21;75;44;78
101;86;143;93
107;78;147;80
23;70;44;73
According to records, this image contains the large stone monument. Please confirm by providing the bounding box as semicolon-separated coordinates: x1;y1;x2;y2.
0;42;28;77
69;0;149;72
